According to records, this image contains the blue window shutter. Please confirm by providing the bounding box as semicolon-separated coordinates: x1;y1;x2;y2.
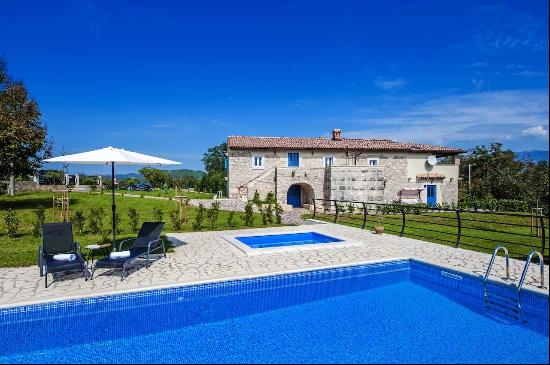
288;153;299;167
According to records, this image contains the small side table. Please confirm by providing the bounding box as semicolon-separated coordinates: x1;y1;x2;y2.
85;244;111;264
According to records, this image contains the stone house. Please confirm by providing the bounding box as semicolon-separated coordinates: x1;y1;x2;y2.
227;129;464;209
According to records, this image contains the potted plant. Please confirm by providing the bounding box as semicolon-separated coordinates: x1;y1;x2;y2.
374;212;384;234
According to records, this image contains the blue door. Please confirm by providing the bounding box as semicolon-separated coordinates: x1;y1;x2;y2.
287;185;302;207
288;153;299;167
426;185;437;207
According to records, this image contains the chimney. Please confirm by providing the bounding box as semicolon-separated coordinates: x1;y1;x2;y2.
332;128;342;141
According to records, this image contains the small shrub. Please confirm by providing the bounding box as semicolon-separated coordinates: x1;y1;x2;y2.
244;201;254;226
206;201;220;229
252;190;262;206
193;203;206;230
265;203;274;225
109;212;121;234
4;208;20;238
100;229;111;244
169;209;183;231
153;207;164;222
275;202;283;224
88;207;105;234
32;205;46;237
260;206;268;225
72;210;86;235
140;193;144;198
265;191;276;204
127;208;140;232
347;203;355;214
227;210;238;228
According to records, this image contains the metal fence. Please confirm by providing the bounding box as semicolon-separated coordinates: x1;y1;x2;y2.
310;198;548;263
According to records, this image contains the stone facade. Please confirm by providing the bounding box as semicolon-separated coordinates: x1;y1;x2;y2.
227;142;461;208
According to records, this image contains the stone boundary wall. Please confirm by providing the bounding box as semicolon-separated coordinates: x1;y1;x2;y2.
0;181;59;193
188;198;249;212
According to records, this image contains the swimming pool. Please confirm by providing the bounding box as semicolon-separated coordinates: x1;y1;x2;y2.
225;231;358;255
0;259;548;363
236;231;343;249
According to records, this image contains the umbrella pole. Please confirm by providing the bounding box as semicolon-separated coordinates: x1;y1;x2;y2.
111;162;116;251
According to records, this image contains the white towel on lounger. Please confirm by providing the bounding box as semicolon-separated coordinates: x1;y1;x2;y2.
52;254;76;262
110;251;131;259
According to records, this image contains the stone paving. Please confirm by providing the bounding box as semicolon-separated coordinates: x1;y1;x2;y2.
0;221;547;308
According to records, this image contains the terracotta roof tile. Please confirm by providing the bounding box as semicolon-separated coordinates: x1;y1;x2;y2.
227;135;464;154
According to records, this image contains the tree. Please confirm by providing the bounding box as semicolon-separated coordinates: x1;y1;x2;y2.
138;167;172;188
459;143;523;200
459;143;549;213
198;171;226;195
173;175;198;189
202;142;227;174
43;169;64;185
522;160;549;210
0;58;52;195
200;142;227;195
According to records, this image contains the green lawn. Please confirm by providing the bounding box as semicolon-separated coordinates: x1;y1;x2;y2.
305;210;549;261
114;188;214;200
0;192;280;267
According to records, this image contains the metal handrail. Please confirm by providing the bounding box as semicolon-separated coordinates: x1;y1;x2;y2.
484;246;510;283
517;250;545;291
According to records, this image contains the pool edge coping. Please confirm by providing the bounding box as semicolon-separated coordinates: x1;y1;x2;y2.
1;255;547;310
222;229;363;256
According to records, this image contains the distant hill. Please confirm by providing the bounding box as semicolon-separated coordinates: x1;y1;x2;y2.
515;150;549;162
166;169;205;180
104;169;205;181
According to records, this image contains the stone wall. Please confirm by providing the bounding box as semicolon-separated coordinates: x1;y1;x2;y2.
440;179;459;204
0;181;59;193
381;154;408;202
326;166;384;203
227;149;278;199
227;147;460;206
275;167;325;206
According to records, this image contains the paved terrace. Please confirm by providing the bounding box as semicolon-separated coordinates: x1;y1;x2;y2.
0;221;548;308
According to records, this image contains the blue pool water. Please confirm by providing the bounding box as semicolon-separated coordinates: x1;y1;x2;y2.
0;260;548;363
235;231;343;249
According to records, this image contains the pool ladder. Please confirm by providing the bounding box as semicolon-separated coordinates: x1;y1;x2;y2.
483;246;546;321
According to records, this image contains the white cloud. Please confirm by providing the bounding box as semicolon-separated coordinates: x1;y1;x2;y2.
471;77;486;90
521;125;548;137
461;62;488;68
374;77;408;91
345;89;549;150
513;70;547;77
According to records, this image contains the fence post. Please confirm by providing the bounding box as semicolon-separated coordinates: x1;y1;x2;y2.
540;215;546;257
334;200;339;223
400;207;406;237
362;202;367;229
455;209;462;248
312;199;317;219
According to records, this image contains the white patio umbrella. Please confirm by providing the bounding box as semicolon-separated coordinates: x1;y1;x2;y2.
44;147;181;250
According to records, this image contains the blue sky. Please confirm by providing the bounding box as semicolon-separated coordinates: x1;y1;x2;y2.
1;0;548;174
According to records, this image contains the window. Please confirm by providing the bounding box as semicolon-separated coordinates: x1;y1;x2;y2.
324;156;334;167
251;155;264;169
288;152;300;167
436;155;455;165
368;158;379;166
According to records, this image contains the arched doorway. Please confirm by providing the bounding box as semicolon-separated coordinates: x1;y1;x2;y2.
286;183;314;208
